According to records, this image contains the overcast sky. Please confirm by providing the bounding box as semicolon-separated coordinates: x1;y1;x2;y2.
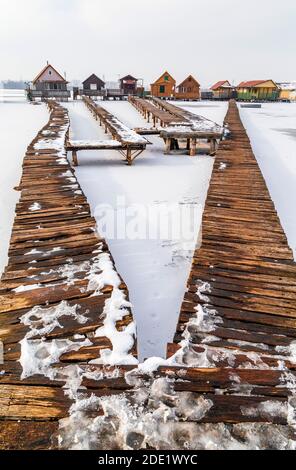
1;0;295;87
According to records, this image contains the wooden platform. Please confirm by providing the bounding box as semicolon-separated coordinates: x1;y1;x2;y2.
0;101;137;449
66;139;125;166
165;100;296;435
81;96;148;165
129;96;223;156
129;96;185;127
1;100;296;449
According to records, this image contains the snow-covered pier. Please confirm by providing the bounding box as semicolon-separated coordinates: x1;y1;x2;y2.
0;100;296;450
0;100;137;448
81;96;148;165
129;96;223;156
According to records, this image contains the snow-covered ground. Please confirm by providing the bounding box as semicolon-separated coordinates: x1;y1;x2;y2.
65;99;228;359
173;100;229;126
239;103;296;258
0;90;48;274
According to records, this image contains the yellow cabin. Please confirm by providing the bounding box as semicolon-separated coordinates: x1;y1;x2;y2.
237;80;279;101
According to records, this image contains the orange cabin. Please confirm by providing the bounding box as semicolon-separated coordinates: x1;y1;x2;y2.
150;71;176;98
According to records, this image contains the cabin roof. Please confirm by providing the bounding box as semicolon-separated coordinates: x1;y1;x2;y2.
152;71;176;85
177;75;200;88
237;80;277;88
120;74;137;81
211;80;231;90
33;64;67;84
82;74;105;85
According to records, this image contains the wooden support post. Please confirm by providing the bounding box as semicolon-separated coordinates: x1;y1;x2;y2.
164;138;171;155
72;150;78;166
126;148;132;165
190;138;197;156
186;138;190;151
210;138;217;155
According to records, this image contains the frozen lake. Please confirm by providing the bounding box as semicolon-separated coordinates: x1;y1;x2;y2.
239;102;296;258
65;100;227;359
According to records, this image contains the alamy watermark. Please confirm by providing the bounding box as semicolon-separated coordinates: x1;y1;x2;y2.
94;196;203;242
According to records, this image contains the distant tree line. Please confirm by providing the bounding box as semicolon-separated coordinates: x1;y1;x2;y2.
1;80;27;89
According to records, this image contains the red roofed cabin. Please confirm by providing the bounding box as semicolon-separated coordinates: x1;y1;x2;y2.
27;63;70;101
237;80;279;101
151;71;176;99
175;75;200;100
211;80;236;100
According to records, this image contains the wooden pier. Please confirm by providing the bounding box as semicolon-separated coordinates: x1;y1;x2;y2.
129;95;185;127
80;96;148;165
1;100;296;449
166;100;296;433
0;101;137;448
129;96;223;156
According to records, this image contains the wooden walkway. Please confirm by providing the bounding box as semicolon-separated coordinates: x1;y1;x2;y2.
81;96;148;165
165;100;296;434
129;96;223;155
1;99;296;449
129;96;185;127
0;101;137;449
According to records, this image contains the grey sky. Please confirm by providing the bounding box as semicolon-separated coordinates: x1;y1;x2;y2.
1;0;295;87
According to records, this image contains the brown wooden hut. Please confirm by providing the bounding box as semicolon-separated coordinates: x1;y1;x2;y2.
83;74;105;92
150;71;176;99
119;75;138;95
175;75;200;100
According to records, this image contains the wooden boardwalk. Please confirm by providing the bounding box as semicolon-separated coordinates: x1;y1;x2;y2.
1;99;296;449
129;96;185;126
129;96;223;155
165;101;296;435
81;96;148;165
0;101;137;449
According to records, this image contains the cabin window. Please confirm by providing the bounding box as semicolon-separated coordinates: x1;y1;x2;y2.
49;70;52;75
90;83;97;90
164;76;169;81
159;85;165;93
